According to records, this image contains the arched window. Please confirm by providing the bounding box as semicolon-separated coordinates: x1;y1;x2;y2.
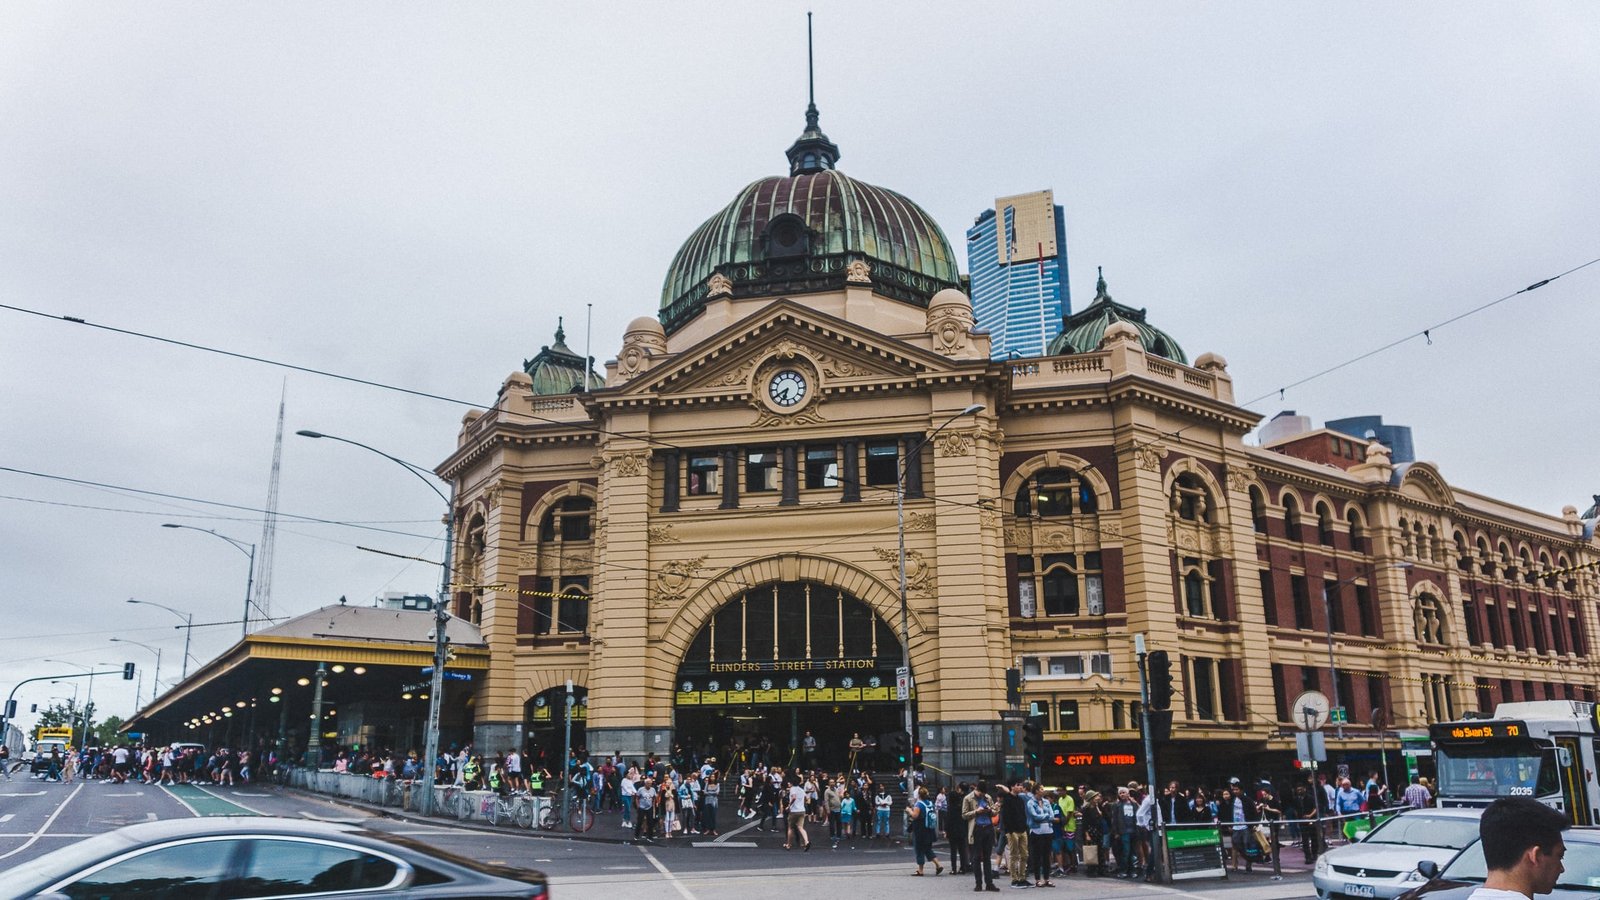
1283;493;1303;541
1316;502;1335;546
1477;537;1494;576
1018;552;1105;618
1171;473;1213;523
1346;507;1365;546
1414;594;1448;645
1455;532;1471;572
539;496;594;543
1249;486;1268;534
1015;467;1098;518
1176;556;1221;619
1519;548;1536;584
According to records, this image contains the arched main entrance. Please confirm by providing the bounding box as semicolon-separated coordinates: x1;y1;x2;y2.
673;579;910;771
524;685;586;770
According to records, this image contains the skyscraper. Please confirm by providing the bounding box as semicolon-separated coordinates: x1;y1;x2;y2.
965;189;1071;358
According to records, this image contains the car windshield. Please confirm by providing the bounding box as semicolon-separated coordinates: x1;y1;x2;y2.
1363;814;1481;849
1445;837;1600;890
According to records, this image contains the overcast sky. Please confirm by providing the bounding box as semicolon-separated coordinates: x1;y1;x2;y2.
3;3;1596;731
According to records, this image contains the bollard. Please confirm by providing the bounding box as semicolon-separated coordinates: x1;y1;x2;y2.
1271;819;1282;878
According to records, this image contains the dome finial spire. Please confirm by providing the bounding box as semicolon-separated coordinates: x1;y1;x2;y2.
787;11;840;175
554;315;565;346
1096;266;1108;297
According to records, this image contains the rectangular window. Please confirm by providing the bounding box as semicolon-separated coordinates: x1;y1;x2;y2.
1272;664;1289;721
1355;584;1376;636
1083;551;1105;615
1324;579;1344;633
1090;653;1112;677
1291;574;1313;630
560;505;592;542
1550;612;1565;654
1208;560;1227;619
1337;670;1356;722
558;576;590;634
1301;667;1320;693
1487;602;1504;647
532;576;553;635
1191;657;1216;720
1112;700;1126;730
687;454;720;496
1047;655;1084;677
744;449;779;492
1058;700;1080;732
1022;657;1040;677
1509;605;1525;650
865;441;899;486
804;446;838;489
1260;571;1278;626
1570;615;1584;656
1462;600;1480;645
1043;565;1079;616
1475;679;1494;715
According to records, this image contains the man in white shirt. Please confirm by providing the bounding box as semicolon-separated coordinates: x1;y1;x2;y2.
505;749;522;792
1467;797;1568;900
786;779;811;851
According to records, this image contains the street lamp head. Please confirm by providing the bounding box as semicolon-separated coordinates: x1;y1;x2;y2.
961;404;985;416
160;523;180;529
1392;562;1416;570
295;430;325;439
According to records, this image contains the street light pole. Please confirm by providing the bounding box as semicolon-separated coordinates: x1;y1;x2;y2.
159;525;258;639
898;404;983;766
1323;562;1412;740
307;662;328;768
297;429;454;816
127;599;195;680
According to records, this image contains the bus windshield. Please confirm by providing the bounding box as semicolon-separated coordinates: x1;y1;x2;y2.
1435;741;1559;799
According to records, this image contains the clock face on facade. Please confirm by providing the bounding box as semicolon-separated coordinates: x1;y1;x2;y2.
767;369;808;407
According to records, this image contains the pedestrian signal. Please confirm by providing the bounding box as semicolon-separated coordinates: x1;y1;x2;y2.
1023;713;1046;765
1146;650;1174;711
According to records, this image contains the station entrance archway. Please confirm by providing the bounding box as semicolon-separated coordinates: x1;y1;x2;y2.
672;580;912;771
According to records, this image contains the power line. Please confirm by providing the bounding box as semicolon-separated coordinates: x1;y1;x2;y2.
0;492;433;525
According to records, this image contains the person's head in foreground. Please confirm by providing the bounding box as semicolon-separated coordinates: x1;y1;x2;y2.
1478;796;1569;899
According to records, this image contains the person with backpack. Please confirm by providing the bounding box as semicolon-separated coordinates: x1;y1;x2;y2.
909;785;944;875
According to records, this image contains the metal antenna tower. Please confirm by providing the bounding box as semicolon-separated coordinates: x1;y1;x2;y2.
249;382;286;632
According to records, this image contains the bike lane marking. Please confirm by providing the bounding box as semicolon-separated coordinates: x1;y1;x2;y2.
0;783;83;861
161;783;259;817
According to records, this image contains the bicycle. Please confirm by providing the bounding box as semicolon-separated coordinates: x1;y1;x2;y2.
487;790;535;828
538;790;595;833
439;784;472;821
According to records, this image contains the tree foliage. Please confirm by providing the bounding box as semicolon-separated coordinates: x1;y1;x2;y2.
35;699;96;743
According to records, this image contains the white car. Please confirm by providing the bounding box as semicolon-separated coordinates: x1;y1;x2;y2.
1312;808;1482;900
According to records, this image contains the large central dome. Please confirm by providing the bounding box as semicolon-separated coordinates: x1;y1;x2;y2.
659;103;961;333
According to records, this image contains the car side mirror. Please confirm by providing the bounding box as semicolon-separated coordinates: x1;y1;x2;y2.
1416;860;1440;880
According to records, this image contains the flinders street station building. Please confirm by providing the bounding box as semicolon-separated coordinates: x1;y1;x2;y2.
435;103;1600;785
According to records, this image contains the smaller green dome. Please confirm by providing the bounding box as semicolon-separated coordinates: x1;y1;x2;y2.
522;318;604;395
1047;269;1186;364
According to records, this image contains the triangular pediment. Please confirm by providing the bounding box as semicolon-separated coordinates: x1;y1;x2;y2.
611;300;971;401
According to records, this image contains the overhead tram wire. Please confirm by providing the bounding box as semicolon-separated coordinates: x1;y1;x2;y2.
0;492;435;526
4;251;1595;470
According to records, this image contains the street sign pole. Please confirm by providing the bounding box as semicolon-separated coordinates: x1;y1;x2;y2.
1134;633;1165;884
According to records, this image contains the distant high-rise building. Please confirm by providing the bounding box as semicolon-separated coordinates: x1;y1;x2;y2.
965;189;1071;358
1327;415;1416;464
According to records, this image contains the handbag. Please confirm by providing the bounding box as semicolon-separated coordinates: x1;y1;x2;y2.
1082;844;1101;865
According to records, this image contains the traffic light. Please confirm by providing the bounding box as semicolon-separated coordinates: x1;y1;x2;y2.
1146;650;1174;711
3;700;14;719
885;730;910;764
1005;667;1022;706
123;662;136;680
1023;713;1046;765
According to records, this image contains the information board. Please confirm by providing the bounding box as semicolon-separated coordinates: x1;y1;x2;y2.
1166;825;1226;880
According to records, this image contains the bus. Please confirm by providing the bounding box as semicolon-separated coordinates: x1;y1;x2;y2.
1429;700;1599;824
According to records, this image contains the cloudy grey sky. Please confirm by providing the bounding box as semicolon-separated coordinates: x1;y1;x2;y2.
3;3;1596;729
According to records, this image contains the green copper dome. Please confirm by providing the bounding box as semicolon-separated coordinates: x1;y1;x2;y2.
522;319;604;395
658;106;962;333
1047;269;1187;363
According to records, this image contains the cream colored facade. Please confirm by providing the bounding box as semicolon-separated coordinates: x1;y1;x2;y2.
437;271;1600;779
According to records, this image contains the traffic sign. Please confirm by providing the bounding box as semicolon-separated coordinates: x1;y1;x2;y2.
420;668;473;681
895;665;909;701
1330;706;1348;724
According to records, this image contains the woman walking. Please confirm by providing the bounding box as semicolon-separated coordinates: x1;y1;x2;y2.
909;786;944;876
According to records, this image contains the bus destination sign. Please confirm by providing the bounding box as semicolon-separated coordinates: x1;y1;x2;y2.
1430;720;1528;742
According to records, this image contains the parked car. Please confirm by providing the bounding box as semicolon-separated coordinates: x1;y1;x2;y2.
1313;807;1483;900
1398;825;1600;900
0;816;549;899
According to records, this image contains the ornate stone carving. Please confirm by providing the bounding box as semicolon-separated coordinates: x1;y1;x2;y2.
706;273;734;298
1224;465;1256;494
655;556;708;603
1097;519;1123;539
647;524;681;544
874;546;935;597
906;512;936;532
1042;528;1073;551
750;398;827;428
816;350;872;378
707;358;759;388
1134;442;1167;473
926;303;975;356
1004;524;1029;546
518;550;539;569
845;259;873;284
935;431;973;457
605;450;651;478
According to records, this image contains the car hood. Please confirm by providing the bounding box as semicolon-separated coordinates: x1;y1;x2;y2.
1326;841;1463;873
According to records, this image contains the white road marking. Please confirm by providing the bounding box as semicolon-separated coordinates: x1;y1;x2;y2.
146;813;158;821
691;841;756;847
602;865;647;870
235;791;272;796
0;783;83;861
298;811;366;823
189;783;268;816
0;814;14;824
102;792;144;797
0;791;45;797
637;845;698;900
160;784;203;817
714;817;761;842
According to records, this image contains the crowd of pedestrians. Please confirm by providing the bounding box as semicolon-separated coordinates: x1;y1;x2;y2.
20;742;284;785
